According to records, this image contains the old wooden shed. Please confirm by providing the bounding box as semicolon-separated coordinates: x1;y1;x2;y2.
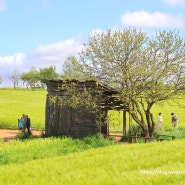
45;79;125;138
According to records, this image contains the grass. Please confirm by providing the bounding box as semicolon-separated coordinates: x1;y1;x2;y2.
0;137;185;184
0;133;114;165
108;98;185;132
0;88;46;129
1;89;185;184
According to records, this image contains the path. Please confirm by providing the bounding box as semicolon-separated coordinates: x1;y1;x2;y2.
0;129;42;142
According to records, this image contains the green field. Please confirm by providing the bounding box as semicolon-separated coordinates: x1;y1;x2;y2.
0;88;46;129
0;88;185;131
0;136;185;185
1;89;185;184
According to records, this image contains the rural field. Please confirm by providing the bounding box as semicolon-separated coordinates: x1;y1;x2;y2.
1;88;185;131
0;88;185;185
0;136;185;184
0;88;46;130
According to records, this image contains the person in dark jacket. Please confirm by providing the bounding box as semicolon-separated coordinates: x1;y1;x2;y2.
26;115;32;134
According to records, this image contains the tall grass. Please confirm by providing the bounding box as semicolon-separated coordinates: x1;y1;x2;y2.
0;133;114;165
0;138;185;185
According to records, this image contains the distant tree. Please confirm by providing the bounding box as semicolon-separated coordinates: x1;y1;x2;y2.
39;65;59;85
62;56;85;80
21;67;40;88
0;76;2;85
9;69;20;88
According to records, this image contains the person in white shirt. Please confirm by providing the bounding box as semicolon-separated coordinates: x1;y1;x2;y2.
158;113;163;130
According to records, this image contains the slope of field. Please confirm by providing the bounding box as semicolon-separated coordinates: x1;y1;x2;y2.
0;139;185;185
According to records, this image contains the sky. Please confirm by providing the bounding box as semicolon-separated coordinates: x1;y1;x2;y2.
0;0;185;87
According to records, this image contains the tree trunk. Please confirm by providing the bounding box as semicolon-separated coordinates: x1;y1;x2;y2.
130;111;150;137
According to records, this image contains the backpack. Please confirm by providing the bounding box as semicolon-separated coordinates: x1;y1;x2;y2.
26;117;31;128
173;115;178;122
18;118;24;129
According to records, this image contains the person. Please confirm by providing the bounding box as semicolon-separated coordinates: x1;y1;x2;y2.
171;113;178;128
22;114;27;133
157;113;163;130
26;115;32;134
22;114;32;134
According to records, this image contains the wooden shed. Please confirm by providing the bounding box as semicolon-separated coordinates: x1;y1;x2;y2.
45;79;125;138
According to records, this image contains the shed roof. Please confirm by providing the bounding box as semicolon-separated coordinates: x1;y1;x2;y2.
46;79;125;110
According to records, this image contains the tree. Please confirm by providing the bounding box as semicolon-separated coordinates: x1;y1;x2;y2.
21;67;40;88
80;28;185;137
0;75;2;85
62;56;85;80
39;65;59;85
9;69;20;88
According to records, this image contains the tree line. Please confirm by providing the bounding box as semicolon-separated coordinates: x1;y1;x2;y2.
0;57;82;89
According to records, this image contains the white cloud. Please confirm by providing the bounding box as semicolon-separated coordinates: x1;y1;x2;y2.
42;0;49;9
0;39;83;86
90;28;104;36
121;11;184;28
0;0;6;11
26;39;83;70
163;0;185;6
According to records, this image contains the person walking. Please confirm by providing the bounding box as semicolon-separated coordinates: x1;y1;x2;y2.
158;113;163;130
22;114;32;134
26;115;32;134
171;113;178;129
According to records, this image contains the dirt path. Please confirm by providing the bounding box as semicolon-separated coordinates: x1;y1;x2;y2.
0;129;42;142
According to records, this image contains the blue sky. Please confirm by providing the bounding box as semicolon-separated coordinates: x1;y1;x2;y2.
0;0;185;87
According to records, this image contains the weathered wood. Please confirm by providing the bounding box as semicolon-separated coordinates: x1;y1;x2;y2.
45;79;125;138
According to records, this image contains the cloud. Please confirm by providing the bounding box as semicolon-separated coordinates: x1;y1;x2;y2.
163;0;185;6
90;28;104;36
0;0;6;11
0;39;83;87
42;0;49;9
121;11;184;28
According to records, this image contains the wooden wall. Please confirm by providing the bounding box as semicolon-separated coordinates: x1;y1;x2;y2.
45;88;103;138
44;80;123;138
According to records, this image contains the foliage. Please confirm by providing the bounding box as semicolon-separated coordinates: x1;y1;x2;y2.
39;65;59;85
55;81;105;128
16;132;36;140
0;133;113;165
80;28;185;137
21;67;40;88
62;55;85;80
21;66;60;88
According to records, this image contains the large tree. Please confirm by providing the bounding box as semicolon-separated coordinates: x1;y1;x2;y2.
62;56;85;80
39;65;59;85
80;28;185;137
21;67;40;88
